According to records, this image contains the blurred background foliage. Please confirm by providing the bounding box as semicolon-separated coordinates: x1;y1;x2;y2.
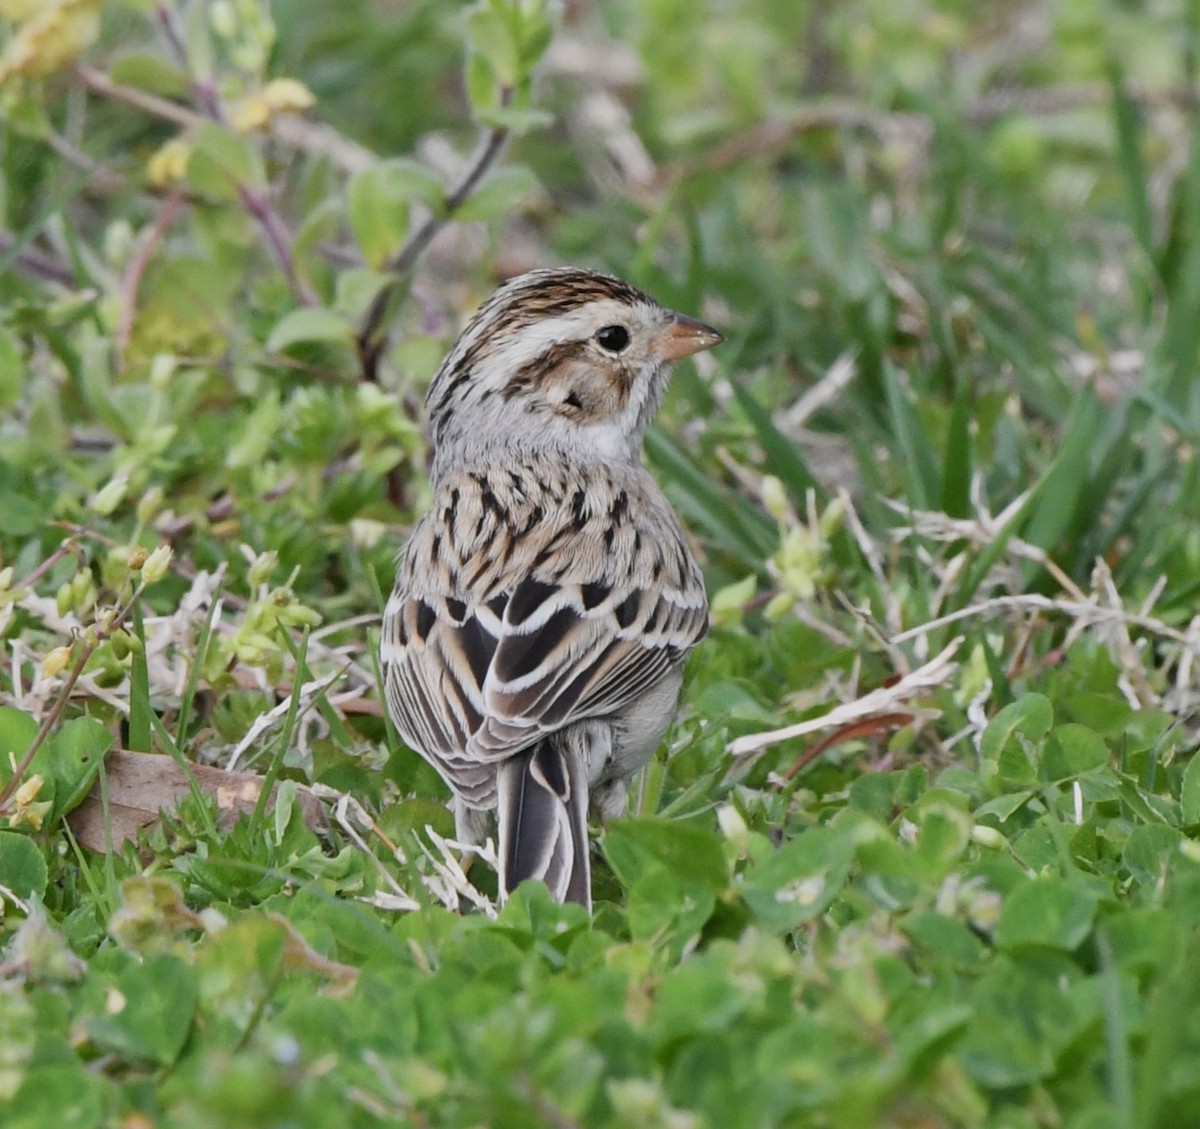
3;0;1200;1126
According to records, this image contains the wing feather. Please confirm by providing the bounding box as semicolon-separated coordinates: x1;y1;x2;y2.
380;464;708;808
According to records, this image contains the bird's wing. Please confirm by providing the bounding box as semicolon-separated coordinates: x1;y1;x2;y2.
380;564;707;800
468;571;708;757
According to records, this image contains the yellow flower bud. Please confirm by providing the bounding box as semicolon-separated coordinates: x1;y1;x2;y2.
0;0;100;84
761;476;789;521
90;475;129;517
262;78;315;113
147;138;191;188
14;773;43;806
136;486;165;526
43;645;72;678
141;544;173;585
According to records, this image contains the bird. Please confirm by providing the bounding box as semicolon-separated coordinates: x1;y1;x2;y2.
379;267;721;910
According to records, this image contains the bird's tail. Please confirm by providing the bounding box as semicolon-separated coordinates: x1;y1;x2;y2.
497;737;591;910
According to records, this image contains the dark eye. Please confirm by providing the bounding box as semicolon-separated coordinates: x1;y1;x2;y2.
595;324;630;353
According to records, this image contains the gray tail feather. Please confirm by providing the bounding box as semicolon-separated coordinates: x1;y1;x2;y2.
497;739;591;910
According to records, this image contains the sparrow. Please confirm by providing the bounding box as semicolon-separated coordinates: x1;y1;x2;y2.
380;267;721;910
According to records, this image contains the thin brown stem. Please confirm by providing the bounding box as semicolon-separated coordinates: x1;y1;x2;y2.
237;185;318;306
0;234;77;287
154;3;225;121
14;530;86;592
0;584;146;814
71;62;200;129
118;189;187;362
356;88;515;383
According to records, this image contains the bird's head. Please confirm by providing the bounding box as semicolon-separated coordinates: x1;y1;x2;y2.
425;268;722;463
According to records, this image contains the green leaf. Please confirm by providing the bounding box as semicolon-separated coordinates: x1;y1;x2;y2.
996;878;1098;952
603;818;727;895
2;1066;103;1129
466;5;521;86
347;160;443;269
346;188;408;271
740;825;856;933
187;123;266;198
0;711;111;830
0;325;23;411
42;718;111;823
266;308;355;353
453;166;540;222
981;693;1053;767
108;52;191;97
903;910;987;969
1043;724;1109;782
0;832;47;901
1181;753;1200;824
85;953;197;1066
0;707;38;773
473;104;554;134
1123;824;1182;886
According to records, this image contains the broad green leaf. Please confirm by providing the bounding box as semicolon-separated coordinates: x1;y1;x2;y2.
466;5;520;85
903;911;987;969
108;52;191;96
1062;692;1134;736
1043;724;1109;782
41;717;111;823
453;166;540;222
0;707;37;772
740;824;856;933
473;104;554;133
0;832;47;900
603;818;727;895
85;953;196;1066
265;308;355;354
347;164;425;269
996;878;1098;952
911;805;972;878
982;694;1053;785
187;123;266;198
1123;824;1182;886
2;1066;103;1129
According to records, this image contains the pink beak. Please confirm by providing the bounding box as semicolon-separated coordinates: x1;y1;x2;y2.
655;312;724;361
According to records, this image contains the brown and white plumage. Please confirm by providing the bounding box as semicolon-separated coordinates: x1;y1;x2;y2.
380;268;721;910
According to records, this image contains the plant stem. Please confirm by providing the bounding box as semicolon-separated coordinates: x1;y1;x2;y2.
356;88;515;382
0;584;146;815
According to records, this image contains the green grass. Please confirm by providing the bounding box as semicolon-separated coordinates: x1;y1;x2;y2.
2;1;1200;1126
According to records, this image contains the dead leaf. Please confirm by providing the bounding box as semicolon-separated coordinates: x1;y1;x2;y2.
67;750;328;852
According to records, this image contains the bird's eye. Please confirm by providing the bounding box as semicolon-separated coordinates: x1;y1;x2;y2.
595;324;630;353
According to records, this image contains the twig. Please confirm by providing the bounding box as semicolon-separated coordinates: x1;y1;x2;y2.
0;584;146;814
236;184;318;306
0;233;78;287
43;130;127;193
153;3;224;121
356;88;515;382
890;595;1198;649
781;711;915;782
71;62;200;130
728;637;963;757
14;529;86;592
118;189;186;361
